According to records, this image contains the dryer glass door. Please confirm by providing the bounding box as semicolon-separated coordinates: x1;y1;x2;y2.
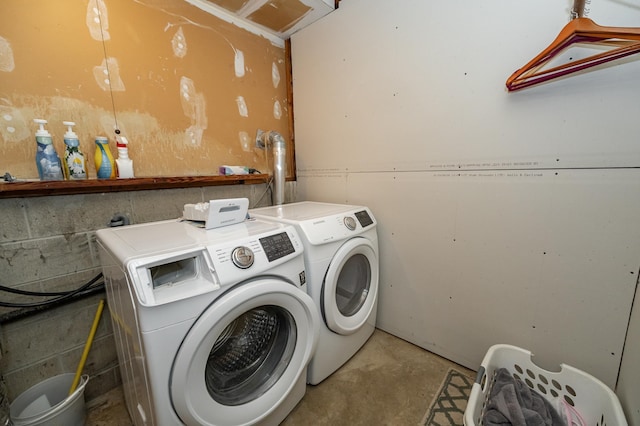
323;237;379;335
170;279;318;426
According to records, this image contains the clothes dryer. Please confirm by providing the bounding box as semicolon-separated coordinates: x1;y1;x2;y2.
250;202;379;385
96;218;319;426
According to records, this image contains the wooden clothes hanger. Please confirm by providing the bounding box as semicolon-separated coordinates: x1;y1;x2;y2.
506;17;640;91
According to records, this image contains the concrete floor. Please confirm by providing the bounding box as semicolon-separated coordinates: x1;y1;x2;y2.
86;329;474;425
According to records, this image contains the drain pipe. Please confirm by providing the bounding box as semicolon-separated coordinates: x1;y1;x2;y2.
256;130;286;205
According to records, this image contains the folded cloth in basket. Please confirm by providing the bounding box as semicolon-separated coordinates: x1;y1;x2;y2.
483;368;566;426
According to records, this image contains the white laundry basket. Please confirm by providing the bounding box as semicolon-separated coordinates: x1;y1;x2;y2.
463;344;628;426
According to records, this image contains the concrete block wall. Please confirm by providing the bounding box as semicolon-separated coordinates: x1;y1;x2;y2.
0;181;296;408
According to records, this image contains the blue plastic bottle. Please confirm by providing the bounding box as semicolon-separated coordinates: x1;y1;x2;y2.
33;119;63;180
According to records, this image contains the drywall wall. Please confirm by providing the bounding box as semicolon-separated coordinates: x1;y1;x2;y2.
0;0;291;179
291;0;640;396
617;289;640;425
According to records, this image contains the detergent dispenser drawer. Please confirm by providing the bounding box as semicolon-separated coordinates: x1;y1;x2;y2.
149;257;198;289
129;249;218;306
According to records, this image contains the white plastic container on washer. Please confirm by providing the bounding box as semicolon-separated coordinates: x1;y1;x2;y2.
463;344;628;426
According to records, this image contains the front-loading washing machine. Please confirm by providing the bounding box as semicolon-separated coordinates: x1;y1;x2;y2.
96;217;319;426
250;202;379;385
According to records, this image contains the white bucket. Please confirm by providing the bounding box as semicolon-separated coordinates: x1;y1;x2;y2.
9;373;89;426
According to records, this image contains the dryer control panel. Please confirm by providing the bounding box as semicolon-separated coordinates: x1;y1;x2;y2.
354;210;374;228
297;208;377;246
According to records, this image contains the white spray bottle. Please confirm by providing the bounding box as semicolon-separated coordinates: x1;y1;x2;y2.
115;130;134;178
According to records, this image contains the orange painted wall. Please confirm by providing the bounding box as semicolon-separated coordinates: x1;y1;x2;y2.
0;0;291;179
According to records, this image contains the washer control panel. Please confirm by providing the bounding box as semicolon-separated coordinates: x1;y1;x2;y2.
206;225;303;286
109;219;304;306
231;246;255;269
259;232;296;262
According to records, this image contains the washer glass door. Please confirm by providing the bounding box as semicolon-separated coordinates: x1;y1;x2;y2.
322;237;379;335
207;305;295;405
171;279;318;426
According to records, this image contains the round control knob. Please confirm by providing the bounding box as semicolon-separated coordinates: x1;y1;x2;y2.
343;216;357;231
231;246;254;269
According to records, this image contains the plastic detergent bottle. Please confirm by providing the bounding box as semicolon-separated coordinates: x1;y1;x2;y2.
33;119;63;180
94;136;116;179
62;121;87;180
115;131;134;178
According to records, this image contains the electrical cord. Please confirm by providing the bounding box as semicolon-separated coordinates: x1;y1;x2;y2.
0;273;104;308
252;174;274;208
252;137;276;207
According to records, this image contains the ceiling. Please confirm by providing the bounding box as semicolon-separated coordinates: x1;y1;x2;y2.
186;0;336;45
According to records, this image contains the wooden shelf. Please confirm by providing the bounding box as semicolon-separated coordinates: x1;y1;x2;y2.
0;175;270;198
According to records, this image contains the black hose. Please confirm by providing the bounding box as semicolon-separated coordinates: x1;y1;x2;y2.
0;283;106;324
0;273;102;297
0;273;104;308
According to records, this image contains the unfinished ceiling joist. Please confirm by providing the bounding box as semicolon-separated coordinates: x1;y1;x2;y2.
185;0;334;46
